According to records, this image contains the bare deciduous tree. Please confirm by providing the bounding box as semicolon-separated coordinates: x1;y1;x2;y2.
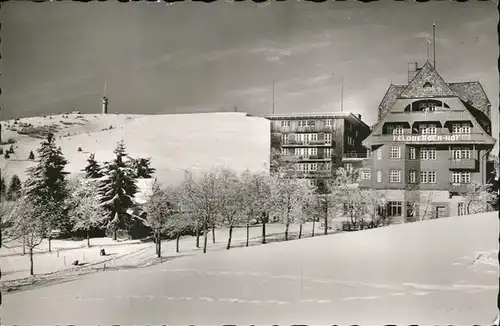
67;177;106;247
457;182;497;215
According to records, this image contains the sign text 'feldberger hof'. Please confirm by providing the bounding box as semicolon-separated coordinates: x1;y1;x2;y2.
392;134;472;142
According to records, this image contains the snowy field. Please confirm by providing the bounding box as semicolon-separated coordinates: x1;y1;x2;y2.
0;112;270;185
0;222;325;282
1;212;497;325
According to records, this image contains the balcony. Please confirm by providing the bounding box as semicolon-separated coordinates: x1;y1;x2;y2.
449;183;470;193
342;152;371;162
283;155;332;162
282;140;333;147
364;132;494;146
449;158;477;170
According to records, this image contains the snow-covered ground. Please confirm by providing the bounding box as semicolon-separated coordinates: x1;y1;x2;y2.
1;112;270;186
1;212;497;325
0;222;325;282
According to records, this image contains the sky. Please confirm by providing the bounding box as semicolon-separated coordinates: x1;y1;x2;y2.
1;1;498;131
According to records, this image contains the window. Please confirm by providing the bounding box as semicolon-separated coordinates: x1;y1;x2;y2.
408;147;416;160
452;123;471;134
376;148;382;160
389;146;401;159
310;148;317;156
282;134;289;144
376;170;382;183
406;202;416;219
423;82;432;88
309;179;317;187
452;147;471;160
458;202;466;216
310;163;318;171
420;148;436;160
298;120;306;127
324;148;332;158
280;120;290;127
452;171;471;184
324;133;332;144
356;130;359;137
428;171;436;183
387;201;403;217
325;119;332;126
386;125;394;135
281;148;288;155
361;169;371;180
389;169;401;183
420;171;436;184
323;163;331;171
310;133;318;142
307;120;315;127
419;124;437;134
409;170;416;183
345;163;353;171
394;124;404;135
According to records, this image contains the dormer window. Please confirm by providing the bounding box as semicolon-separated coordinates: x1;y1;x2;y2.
423;81;433;88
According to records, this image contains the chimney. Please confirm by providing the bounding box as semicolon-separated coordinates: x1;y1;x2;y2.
357;114;362;120
408;62;421;83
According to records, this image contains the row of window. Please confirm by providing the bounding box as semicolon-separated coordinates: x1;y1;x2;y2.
281;133;333;144
296;163;332;172
386;123;471;135
361;169;471;184
380;146;473;160
363;201;467;218
290;147;332;157
280;119;332;128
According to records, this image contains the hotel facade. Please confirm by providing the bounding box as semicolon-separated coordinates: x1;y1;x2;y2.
264;112;371;188
359;61;496;221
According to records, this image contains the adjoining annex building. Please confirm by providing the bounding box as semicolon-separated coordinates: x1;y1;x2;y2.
359;61;496;221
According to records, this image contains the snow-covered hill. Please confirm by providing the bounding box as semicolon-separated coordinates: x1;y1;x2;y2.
0;112;270;185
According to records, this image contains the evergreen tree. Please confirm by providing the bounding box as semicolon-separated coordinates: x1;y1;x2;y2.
98;140;138;240
28;150;35;160
130;157;156;179
7;174;22;201
23;132;70;250
83;153;103;179
0;175;6;200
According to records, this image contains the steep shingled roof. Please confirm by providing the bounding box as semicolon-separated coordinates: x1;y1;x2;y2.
449;81;491;118
377;84;406;121
398;61;458;99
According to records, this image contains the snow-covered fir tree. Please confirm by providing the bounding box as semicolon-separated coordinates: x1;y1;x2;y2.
7;174;22;201
129;157;156;178
83;153;103;179
23;132;70;246
98;140;138;240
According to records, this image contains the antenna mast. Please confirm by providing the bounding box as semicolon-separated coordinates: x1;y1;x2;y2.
340;76;344;112
433;23;436;68
272;79;275;114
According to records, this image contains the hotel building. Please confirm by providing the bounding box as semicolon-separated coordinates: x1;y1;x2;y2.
264;112;371;188
359;61;496;221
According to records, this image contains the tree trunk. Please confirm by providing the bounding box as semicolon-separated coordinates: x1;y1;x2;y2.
299;224;303;239
48;235;52;253
285;222;289;241
227;225;233;250
195;226;200;248
246;222;250;247
157;230;161;258
212;225;216;244
87;230;91;247
312;218;316;237
176;234;180;253
22;236;26;255
323;202;328;235
203;223;208;254
29;247;34;276
261;219;266;244
113;229;117;241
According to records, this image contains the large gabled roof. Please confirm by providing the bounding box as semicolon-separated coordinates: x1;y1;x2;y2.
448;81;491;118
399;61;458;98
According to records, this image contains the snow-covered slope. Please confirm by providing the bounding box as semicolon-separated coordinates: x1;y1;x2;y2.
0;112;270;186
